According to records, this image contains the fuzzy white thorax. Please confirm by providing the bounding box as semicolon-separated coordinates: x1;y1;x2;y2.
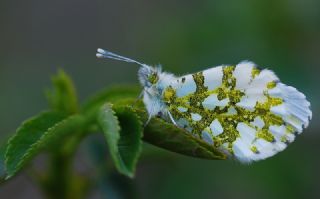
138;65;176;118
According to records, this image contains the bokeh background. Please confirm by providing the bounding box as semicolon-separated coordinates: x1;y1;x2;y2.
1;0;319;198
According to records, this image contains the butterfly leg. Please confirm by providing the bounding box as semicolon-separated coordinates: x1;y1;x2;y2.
168;111;177;126
144;115;152;127
131;90;144;108
137;90;144;101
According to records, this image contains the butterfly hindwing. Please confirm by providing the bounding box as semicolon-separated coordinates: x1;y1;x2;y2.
162;62;311;162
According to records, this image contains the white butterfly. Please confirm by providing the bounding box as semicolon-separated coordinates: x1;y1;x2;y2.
96;48;312;163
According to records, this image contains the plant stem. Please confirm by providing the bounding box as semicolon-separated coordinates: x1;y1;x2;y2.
44;151;73;199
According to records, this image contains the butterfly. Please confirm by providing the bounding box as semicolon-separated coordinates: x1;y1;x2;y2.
96;48;312;163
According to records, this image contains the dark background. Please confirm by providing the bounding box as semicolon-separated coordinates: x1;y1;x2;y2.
0;0;319;198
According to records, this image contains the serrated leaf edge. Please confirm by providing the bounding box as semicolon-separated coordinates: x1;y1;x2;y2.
4;114;78;179
118;106;143;177
98;103;123;172
99;104;144;178
4;111;59;174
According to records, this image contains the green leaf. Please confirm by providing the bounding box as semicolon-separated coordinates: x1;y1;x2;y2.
5;111;86;179
135;108;227;160
87;86;226;160
97;104;143;178
46;69;79;114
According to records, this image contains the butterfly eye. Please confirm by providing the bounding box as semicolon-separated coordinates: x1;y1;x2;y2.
148;72;159;84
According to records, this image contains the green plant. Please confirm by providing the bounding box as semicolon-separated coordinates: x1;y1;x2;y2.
0;70;226;199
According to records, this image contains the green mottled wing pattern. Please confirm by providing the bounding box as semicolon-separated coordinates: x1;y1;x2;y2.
162;62;311;162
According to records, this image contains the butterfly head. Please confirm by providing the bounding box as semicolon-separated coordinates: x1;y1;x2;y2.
138;65;162;88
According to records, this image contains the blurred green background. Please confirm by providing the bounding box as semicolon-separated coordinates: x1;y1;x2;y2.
0;0;319;198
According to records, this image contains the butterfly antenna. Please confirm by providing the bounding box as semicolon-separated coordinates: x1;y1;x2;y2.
96;48;146;67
